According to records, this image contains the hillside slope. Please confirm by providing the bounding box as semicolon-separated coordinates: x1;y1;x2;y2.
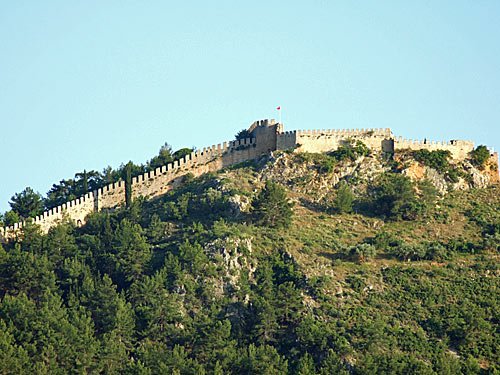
0;150;498;374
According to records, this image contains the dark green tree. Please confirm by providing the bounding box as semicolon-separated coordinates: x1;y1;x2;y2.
368;173;421;220
319;350;348;374
252;181;294;228
88;274;134;344
296;352;316;375
75;169;103;196
334;181;354;213
3;210;20;226
123;162;133;208
148;143;174;169
237;344;288;374
235;129;251;140
114;219;151;284
172;147;194;161
45;179;77;210
469;145;490;168
9;187;44;219
0;320;32;373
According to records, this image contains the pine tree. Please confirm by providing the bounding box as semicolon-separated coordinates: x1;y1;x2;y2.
252;181;294;228
334;180;354;213
9;187;44;219
124;162;133;208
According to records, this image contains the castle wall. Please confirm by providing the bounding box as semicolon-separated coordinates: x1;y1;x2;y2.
290;128;393;153
1;119;486;242
393;137;474;160
131;138;258;200
277;131;297;150
0;192;97;240
0;136;262;242
97;181;125;211
249;119;279;155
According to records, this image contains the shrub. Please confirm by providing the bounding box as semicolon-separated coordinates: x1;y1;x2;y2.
329;140;370;162
368;173;422;220
425;242;449;261
413;149;451;173
333;181;354;213
366;231;402;251
389;242;426;261
349;243;377;263
417;180;439;207
235;129;251;140
252;181;294;228
293;153;336;174
469;145;490;168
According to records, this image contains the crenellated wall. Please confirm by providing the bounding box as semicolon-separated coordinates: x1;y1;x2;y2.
0;191;97;240
1;118;490;241
0;136;263;241
392;137;474;160
275;127;475;161
283;128;393;154
131;138;258;200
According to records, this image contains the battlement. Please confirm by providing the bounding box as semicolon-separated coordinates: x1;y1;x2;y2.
393;137;474;159
295;128;392;137
248;118;278;133
1;119;490;241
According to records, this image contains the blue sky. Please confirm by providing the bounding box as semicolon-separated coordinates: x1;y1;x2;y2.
1;1;499;213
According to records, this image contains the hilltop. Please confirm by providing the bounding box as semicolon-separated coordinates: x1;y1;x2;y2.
0;134;498;373
1;119;498;240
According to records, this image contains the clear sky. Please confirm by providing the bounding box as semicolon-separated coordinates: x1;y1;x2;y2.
1;1;499;213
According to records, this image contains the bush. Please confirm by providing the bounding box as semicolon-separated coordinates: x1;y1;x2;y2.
349;243;377;263
252;181;294;228
329;140;370;162
469;145;490;168
293;153;336;174
388;242;426;261
235;129;251;140
368;173;422;221
425;242;449;261
366;231;402;251
333;181;354;213
413;149;451;173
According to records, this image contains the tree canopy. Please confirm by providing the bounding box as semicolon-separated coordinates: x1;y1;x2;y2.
9;187;44;219
252;180;294;228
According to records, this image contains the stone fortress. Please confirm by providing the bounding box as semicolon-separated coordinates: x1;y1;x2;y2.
1;119;497;241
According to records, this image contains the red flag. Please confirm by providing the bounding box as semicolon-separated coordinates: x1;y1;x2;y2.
276;106;281;110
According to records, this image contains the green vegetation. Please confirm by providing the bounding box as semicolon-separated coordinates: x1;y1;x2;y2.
469;145;491;168
293;140;370;175
0;149;498;374
7;187;44;220
413;149;452;173
123;162;133;208
293;152;336;173
252;180;294;228
367;172;423;220
1;143;194;222
412;149;466;183
235;129;252;140
329;139;370;161
333;181;354;213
